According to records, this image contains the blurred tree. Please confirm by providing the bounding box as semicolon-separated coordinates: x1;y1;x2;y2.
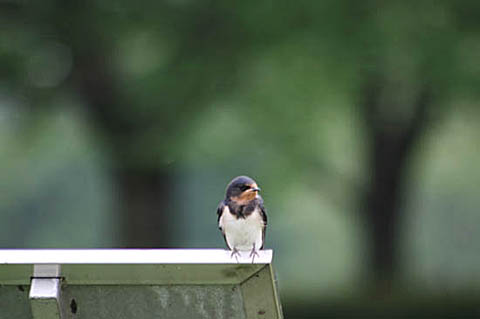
1;0;250;247
61;1;249;247
361;74;431;287
351;0;479;288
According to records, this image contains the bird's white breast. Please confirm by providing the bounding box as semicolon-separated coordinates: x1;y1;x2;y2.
219;206;264;251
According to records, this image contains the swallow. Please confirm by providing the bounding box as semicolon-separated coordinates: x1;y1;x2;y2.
217;176;267;262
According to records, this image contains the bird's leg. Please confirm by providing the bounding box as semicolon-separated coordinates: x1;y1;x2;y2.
249;244;259;263
230;247;240;263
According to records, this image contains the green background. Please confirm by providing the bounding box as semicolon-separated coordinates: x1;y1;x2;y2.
1;0;480;317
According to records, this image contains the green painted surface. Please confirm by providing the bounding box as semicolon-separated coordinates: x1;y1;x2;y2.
0;286;32;319
60;285;245;319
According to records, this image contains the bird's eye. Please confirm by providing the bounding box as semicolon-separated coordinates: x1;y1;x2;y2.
240;185;250;191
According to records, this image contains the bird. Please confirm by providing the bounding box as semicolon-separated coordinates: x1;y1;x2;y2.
217;176;267;262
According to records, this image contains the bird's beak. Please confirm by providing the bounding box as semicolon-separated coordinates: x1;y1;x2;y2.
251;187;261;192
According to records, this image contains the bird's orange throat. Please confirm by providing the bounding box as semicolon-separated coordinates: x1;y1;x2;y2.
233;191;258;204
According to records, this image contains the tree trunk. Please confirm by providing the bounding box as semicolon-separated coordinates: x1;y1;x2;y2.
114;167;172;247
361;76;431;290
73;52;174;248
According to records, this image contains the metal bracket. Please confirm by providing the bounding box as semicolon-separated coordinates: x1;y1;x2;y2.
29;265;63;319
0;249;282;318
240;264;283;319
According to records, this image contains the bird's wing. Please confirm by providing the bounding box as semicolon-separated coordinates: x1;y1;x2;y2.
259;199;268;249
217;201;230;249
217;200;226;232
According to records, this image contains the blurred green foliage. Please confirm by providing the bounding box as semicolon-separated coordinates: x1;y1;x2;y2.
1;0;480;316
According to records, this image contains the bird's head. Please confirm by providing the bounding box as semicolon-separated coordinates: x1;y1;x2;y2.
225;176;261;204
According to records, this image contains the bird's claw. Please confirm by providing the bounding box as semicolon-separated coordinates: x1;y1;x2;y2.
230;248;240;263
230;247;260;263
249;248;259;263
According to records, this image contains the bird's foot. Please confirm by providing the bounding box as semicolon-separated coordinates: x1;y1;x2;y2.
230;248;240;263
249;247;260;264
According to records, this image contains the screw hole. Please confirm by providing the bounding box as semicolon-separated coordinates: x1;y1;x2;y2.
70;299;78;314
